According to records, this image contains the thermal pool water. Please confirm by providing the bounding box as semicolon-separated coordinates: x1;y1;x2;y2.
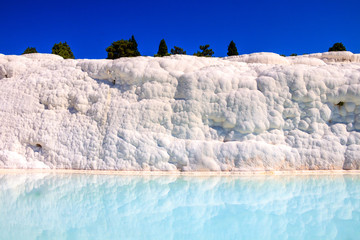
0;173;359;240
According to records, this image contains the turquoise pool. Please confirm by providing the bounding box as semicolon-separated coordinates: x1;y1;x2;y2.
0;173;359;240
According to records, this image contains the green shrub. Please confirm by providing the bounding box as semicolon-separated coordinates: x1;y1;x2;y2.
52;42;74;59
155;39;170;57
22;47;37;54
193;44;214;57
227;41;238;56
170;46;186;55
106;35;140;59
329;42;346;52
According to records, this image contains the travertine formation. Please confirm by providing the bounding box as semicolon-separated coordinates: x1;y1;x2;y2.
0;52;359;170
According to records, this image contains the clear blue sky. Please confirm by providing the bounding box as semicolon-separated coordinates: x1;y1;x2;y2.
1;0;359;58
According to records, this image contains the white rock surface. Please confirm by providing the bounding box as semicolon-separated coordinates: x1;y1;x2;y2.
0;52;360;171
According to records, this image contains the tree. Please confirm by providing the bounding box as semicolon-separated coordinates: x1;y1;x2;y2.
155;39;170;57
129;35;141;56
193;44;214;57
106;35;141;59
329;42;346;52
170;46;186;55
290;53;298;56
227;41;238;56
52;42;74;59
22;47;37;54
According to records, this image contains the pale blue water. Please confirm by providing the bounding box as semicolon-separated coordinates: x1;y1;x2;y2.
0;174;359;240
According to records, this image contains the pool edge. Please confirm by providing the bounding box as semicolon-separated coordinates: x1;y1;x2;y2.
1;168;360;176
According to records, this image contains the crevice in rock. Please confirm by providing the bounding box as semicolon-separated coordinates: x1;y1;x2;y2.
27;143;43;153
39;101;49;110
336;101;344;107
68;106;77;114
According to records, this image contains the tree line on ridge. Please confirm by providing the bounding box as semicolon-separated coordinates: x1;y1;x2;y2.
22;37;347;60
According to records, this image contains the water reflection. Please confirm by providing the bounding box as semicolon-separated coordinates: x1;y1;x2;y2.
0;174;359;240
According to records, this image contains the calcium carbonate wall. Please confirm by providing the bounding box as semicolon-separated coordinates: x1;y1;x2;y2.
0;52;359;171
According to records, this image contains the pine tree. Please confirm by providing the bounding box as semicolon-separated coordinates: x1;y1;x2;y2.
106;36;141;59
193;44;214;57
227;41;238;56
129;35;141;56
329;42;346;52
52;42;74;59
22;47;38;54
155;39;169;57
170;46;186;55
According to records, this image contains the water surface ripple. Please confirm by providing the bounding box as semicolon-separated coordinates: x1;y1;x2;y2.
0;174;359;240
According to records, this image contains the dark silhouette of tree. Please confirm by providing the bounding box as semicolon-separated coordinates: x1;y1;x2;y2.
193;44;214;57
106;36;141;59
170;46;186;55
155;39;170;57
290;53;298;56
329;42;346;52
129;35;140;56
52;42;74;59
22;47;37;54
227;41;238;56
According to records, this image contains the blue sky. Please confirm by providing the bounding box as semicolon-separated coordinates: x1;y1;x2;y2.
1;0;359;58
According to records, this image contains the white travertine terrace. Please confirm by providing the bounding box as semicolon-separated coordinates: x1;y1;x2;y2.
0;51;360;171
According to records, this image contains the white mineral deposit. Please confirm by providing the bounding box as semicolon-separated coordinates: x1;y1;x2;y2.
0;52;359;171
